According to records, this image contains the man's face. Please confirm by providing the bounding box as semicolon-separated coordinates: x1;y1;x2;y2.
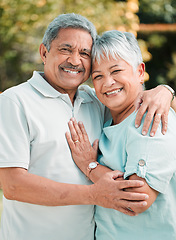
40;28;93;100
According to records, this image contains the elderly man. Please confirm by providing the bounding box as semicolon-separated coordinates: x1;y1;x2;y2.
0;13;175;240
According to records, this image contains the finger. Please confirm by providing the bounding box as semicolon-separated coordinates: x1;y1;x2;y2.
117;179;144;189
139;105;160;136
134;92;143;111
65;131;75;150
161;112;168;135
121;190;148;201
149;112;162;137
107;170;124;179
92;139;99;152
70;118;84;141
68;121;79;142
118;207;137;216
135;103;148;129
78;121;90;142
127;200;147;209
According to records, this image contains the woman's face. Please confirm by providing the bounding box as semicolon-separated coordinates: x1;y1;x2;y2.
92;56;145;113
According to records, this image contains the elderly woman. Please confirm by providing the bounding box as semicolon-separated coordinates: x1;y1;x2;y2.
66;30;176;239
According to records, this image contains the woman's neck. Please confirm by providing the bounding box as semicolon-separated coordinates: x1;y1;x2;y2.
111;103;135;125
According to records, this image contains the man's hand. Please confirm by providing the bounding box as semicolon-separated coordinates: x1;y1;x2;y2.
89;171;148;216
134;85;172;136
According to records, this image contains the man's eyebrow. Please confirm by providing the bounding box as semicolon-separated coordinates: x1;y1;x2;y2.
59;43;72;48
82;48;91;53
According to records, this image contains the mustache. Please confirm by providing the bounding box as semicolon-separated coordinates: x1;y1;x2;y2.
60;64;84;72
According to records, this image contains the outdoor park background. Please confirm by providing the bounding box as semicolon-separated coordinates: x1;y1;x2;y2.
0;0;176;219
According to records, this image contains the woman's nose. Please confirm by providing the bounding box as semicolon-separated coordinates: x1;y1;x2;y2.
103;76;116;88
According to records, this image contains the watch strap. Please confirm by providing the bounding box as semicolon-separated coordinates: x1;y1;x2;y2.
162;85;175;101
86;162;99;180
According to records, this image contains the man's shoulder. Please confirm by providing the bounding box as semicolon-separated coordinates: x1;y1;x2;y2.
1;82;30;99
78;85;96;97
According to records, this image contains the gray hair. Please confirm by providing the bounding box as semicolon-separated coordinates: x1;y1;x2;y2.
92;30;143;71
42;13;97;51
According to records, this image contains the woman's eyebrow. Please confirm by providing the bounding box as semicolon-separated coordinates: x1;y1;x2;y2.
92;70;101;74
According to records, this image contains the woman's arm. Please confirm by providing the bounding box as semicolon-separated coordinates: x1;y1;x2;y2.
125;174;159;213
66;118;149;216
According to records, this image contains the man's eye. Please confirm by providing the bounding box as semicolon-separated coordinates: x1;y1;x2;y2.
80;52;90;58
59;48;71;53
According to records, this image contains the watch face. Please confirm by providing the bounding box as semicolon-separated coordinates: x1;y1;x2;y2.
89;162;97;169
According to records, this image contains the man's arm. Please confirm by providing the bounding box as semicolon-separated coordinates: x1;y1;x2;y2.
135;85;175;136
171;96;176;112
0;167;148;216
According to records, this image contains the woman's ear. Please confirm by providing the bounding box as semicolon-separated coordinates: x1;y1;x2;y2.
138;62;145;84
39;43;48;64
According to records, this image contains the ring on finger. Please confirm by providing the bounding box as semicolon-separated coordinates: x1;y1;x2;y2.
156;113;161;117
127;207;133;212
74;140;79;143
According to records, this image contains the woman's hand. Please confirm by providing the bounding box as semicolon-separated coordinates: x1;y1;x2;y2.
65;118;99;176
134;85;172;137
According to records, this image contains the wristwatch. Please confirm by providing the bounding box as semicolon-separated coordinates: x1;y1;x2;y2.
162;85;175;101
86;162;99;179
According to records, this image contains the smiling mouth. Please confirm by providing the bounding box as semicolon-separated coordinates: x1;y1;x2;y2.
105;88;123;96
62;68;79;74
61;66;84;75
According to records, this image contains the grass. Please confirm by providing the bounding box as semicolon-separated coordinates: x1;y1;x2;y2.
0;190;3;221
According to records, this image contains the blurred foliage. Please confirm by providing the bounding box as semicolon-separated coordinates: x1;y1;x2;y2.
0;0;141;91
0;0;62;90
138;0;176;23
138;32;176;91
0;0;175;91
138;0;176;91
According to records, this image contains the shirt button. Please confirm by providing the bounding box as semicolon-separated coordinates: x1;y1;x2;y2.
138;159;146;166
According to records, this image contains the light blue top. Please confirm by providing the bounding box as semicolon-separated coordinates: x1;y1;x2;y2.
0;71;108;240
95;109;176;240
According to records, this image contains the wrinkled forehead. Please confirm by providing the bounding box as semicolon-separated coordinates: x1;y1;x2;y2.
53;27;93;50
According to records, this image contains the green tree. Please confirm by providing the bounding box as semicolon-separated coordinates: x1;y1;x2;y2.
137;0;176;91
0;0;62;91
0;0;140;91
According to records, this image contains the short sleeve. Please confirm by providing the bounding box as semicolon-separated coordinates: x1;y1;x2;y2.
124;110;176;194
0;94;30;169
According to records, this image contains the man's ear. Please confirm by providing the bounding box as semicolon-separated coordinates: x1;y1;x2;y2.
39;43;48;63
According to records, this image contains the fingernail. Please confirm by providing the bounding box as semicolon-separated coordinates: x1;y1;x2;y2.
150;132;154;137
142;131;146;135
135;124;139;128
162;131;166;135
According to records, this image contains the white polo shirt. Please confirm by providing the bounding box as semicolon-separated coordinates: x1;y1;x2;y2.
0;71;107;240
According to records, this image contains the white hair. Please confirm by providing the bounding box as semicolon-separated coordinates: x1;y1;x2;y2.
92;30;143;71
42;13;97;51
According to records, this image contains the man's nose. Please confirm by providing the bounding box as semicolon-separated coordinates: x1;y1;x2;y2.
67;52;81;66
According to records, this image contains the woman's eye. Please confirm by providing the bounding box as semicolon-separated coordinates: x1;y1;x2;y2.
93;75;102;80
112;69;121;74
